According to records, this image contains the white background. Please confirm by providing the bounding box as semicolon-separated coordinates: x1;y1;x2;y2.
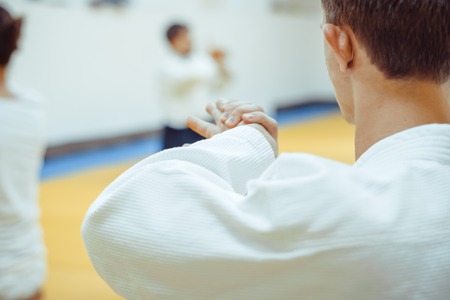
4;0;334;146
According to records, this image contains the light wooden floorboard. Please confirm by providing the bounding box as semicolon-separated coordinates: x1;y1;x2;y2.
40;165;131;300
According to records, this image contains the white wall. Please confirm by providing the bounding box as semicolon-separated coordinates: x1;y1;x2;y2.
4;1;334;146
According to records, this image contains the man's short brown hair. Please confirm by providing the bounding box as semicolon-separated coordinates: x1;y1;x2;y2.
322;0;449;84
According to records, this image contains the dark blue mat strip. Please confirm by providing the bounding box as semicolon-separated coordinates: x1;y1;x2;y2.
41;103;339;180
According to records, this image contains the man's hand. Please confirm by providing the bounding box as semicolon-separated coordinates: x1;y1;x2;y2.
186;102;229;139
216;99;278;142
186;99;279;155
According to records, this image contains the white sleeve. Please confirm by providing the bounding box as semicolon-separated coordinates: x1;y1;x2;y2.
81;126;275;299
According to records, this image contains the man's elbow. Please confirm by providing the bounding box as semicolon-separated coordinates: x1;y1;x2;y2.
81;210;107;268
81;208;128;295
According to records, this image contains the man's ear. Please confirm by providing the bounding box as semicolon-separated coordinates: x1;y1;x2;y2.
12;17;23;48
14;17;23;36
323;24;354;73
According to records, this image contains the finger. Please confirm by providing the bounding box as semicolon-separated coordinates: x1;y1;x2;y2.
219;102;259;123
218;100;252;122
242;112;278;140
224;104;265;128
186;116;217;139
219;100;249;120
206;102;223;123
216;99;238;112
220;100;246;113
219;103;240;122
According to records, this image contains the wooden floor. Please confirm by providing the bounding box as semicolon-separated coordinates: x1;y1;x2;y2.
39;113;355;299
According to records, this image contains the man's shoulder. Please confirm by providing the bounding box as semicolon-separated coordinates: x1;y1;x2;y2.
246;152;450;245
274;152;353;178
260;152;413;204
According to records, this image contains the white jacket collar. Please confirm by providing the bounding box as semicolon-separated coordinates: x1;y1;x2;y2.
355;124;450;167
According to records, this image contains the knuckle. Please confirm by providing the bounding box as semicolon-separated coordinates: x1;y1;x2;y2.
254;111;265;118
225;103;239;112
222;103;232;111
217;98;230;108
234;106;246;115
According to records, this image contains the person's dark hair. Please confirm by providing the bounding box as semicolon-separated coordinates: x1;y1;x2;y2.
0;5;22;67
166;24;187;43
322;0;449;84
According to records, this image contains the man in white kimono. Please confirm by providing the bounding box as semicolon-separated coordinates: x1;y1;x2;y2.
82;1;450;299
160;23;230;150
0;6;46;300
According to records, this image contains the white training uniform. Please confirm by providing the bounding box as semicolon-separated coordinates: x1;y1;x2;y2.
83;124;450;300
160;51;228;129
0;85;46;300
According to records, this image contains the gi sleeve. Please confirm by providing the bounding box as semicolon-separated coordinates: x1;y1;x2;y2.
81;126;275;299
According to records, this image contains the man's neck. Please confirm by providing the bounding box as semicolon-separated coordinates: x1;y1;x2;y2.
0;67;14;99
0;67;6;87
353;77;450;160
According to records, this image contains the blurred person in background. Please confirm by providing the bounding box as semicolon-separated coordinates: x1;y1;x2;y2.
0;5;46;300
159;23;230;149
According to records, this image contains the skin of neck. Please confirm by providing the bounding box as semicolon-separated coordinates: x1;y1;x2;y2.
0;66;16;99
351;66;450;159
0;67;6;87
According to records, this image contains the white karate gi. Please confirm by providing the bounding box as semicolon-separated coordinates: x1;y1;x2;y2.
0;85;46;300
160;52;229;129
82;124;450;300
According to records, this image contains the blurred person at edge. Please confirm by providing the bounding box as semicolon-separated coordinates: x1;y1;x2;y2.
159;23;230;150
0;5;46;300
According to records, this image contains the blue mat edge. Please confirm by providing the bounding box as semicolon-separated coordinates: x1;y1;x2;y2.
41;103;339;181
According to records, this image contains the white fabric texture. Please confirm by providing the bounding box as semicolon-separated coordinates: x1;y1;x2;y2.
159;52;228;129
0;85;47;300
82;124;450;300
